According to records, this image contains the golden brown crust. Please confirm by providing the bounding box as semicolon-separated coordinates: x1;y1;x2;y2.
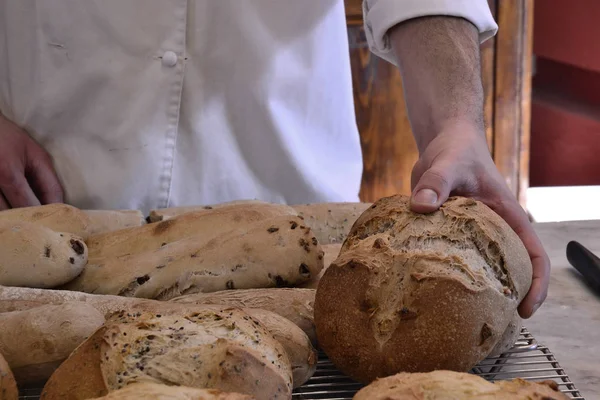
353;370;569;399
89;382;255;399
292;203;372;244
314;195;532;383
0;352;18;400
170;288;316;346
0;204;92;239
298;244;341;290
0;303;105;385
42;307;293;400
65;215;323;298
489;312;522;357
83;210;145;235
148;200;273;223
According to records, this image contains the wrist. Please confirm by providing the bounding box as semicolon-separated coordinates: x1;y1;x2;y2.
414;117;485;154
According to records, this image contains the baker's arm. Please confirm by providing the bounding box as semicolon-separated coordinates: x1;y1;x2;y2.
362;1;550;319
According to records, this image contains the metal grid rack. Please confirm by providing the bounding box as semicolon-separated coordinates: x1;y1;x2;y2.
19;327;584;400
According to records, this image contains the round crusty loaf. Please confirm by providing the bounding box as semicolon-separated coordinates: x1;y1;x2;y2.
314;195;532;383
0;302;105;385
90;382;254;399
489;312;523;357
353;370;569;400
0;221;88;288
0;352;18;400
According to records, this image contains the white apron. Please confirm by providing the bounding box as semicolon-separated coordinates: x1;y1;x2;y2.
0;0;496;213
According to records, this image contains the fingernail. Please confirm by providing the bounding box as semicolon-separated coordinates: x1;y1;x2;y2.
413;189;438;205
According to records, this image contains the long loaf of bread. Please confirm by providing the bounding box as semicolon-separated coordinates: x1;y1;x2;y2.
0;303;105;385
89;382;255;399
0;352;18;400
82;210;145;235
64;215;323;298
147;200;270;223
0;204;92;239
86;203;298;262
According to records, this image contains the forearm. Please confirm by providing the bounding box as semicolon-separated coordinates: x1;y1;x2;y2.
389;16;485;153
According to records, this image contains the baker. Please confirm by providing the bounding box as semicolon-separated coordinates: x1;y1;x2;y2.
0;1;549;317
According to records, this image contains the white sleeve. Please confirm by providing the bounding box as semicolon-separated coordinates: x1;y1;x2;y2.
363;0;499;64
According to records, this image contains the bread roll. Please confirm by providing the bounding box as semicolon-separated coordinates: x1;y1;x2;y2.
353;370;568;399
0;221;88;288
65;216;323;298
292;203;372;244
170;288;316;346
0;204;92;239
42;308;293;400
0;303;105;384
90;382;254;399
298;243;341;289
148;200;270;222
315;195;533;383
83;210;145;235
87;202;298;262
0;353;17;400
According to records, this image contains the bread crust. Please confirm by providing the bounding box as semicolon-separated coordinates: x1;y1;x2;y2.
41;307;293;400
65;216;323;298
0;204;92;239
292;203;372;244
0;352;17;400
89;382;255;399
83;210;145;235
315;195;533;383
353;370;569;399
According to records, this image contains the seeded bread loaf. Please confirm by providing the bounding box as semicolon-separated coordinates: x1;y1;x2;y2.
0;352;17;400
41;308;293;400
90;382;255;399
353;370;569;399
148;200;270;223
87;203;298;263
0;221;87;288
170;288;316;346
83;210;145;235
0;204;92;239
291;203;372;244
0;287;317;388
315;195;532;383
0;303;105;384
65;216;323;299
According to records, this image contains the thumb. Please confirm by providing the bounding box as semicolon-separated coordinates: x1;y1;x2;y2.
410;168;455;213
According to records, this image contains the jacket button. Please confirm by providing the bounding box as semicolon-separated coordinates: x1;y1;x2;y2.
162;51;178;67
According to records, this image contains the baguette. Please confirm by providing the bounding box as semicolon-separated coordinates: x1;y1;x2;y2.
65;216;324;299
0;204;92;239
90;382;254;399
42;308;293;400
0;222;88;288
170;288;316;346
0;303;105;384
87;202;298;262
0;287;317;388
83;210;145;235
0;352;17;400
291;202;372;244
353;370;569;399
148;200;269;222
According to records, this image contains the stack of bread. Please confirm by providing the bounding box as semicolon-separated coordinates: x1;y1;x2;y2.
0;197;568;399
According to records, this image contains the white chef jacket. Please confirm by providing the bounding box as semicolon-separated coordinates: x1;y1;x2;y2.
0;0;497;213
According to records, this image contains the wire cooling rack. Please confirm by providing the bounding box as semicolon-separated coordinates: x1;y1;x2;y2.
19;327;584;400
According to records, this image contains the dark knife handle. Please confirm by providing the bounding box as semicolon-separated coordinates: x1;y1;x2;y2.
566;240;600;293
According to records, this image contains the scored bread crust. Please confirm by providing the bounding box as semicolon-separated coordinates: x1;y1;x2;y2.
89;382;255;399
315;195;533;383
170;288;316;346
353;370;569;400
66;216;323;298
0;352;18;400
42;307;293;400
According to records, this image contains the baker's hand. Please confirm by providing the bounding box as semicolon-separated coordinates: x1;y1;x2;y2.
0;114;64;210
409;123;550;319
